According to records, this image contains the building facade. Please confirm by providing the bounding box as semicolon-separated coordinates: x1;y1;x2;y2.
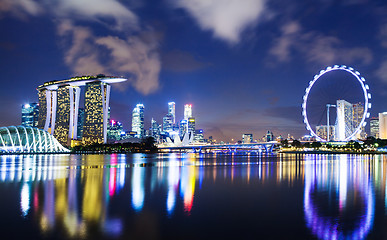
336;100;354;141
370;117;379;138
184;104;192;120
132;104;145;138
379;113;387;139
21;103;39;127
168;102;176;124
242;134;253;143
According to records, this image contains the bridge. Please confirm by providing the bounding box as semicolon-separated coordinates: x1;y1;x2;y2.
158;142;279;153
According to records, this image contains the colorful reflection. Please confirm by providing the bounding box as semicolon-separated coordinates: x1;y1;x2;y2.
304;154;376;240
2;153;387;239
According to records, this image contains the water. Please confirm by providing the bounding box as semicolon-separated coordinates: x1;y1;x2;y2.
0;153;386;239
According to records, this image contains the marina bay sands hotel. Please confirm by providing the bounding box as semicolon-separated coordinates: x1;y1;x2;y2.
37;75;127;146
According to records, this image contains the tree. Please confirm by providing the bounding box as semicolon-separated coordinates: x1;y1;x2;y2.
281;139;289;147
311;141;322;149
291;140;302;148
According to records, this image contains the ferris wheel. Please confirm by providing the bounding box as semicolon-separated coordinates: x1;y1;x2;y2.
302;65;371;142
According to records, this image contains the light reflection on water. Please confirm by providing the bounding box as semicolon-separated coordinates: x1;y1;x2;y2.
0;153;387;239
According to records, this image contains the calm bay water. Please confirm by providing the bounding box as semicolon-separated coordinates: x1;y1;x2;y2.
0;153;386;239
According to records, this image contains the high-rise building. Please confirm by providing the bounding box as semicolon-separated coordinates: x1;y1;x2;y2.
132;104;145;138
82;82;111;145
54;85;80;146
336;100;354;141
379;113;387;139
194;129;205;143
184;104;192;120
179;119;188;137
316;125;335;141
242;134;253;143
168;102;176;124
188;117;195;135
37;75;126;146
353;102;366;139
21;103;39;127
370;117;379;138
150;118;160;141
163;113;174;133
77;108;84;139
107;120;123;142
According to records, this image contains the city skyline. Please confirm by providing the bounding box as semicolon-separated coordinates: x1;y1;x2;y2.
1;1;387;141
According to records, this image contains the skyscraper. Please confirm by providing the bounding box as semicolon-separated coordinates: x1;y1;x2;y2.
168;102;176;124
37;75;126;146
151;118;160;141
316;125;335;141
188;117;195;135
54;85;80;146
82;82;111;145
107;120;123;142
179;119;188;137
370;117;379;138
184;104;192;120
163;113;174;133
21;103;39;127
353;102;366;139
379;113;387;139
336;100;354;141
132;104;145;138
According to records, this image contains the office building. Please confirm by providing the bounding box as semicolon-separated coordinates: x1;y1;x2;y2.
37;75;127;146
242;134;253;143
168;102;176;124
194;129;205;143
188;117;195;135
370;117;379;138
179;119;188;137
184;104;192;120
353;102;366;139
163;113;174;133
132;104;145;138
336;100;354;141
21;103;39;127
107;120;123;142
379;113;387;139
150;118;160;140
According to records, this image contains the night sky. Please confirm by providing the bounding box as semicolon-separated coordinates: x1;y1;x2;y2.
1;0;387;141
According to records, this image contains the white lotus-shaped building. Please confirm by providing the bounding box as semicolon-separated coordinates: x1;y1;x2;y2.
0;126;69;153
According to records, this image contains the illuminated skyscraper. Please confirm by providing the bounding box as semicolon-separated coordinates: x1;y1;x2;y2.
379;113;387;139
163;113;174;132
168;102;176;124
370;117;379;138
353;102;366;139
54;85;80;146
107;120;123;142
37;75;126;146
132;104;145;138
21;103;39;127
179;119;188;137
188;117;195;135
184;104;192;120
83;82;111;145
336;100;354;141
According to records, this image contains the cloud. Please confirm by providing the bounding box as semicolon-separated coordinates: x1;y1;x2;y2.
173;0;266;44
269;21;373;66
0;0;43;19
96;34;161;95
1;1;162;95
162;50;208;72
58;21;161;95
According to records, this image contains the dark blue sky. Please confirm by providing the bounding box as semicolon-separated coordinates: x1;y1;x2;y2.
0;0;387;141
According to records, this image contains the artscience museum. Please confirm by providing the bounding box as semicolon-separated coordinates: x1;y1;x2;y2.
0;126;69;153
